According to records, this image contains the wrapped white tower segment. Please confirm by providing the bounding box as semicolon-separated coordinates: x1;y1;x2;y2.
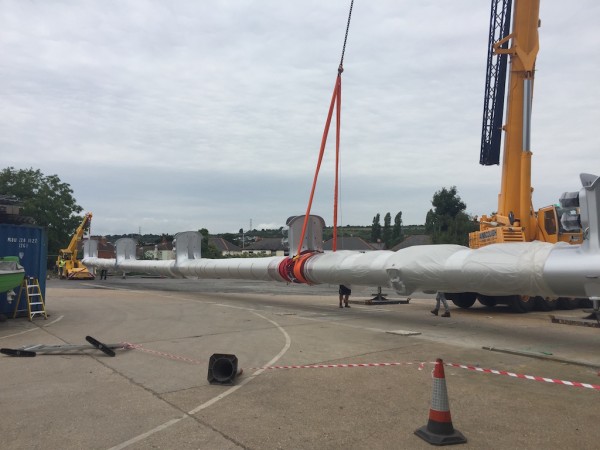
84;174;600;305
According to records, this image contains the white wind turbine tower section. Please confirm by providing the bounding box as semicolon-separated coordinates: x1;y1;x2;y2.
84;174;600;303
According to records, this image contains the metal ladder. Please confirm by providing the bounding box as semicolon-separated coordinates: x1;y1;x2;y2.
12;277;47;321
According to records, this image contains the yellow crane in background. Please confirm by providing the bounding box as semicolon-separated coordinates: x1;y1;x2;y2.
449;0;584;312
471;0;582;249
56;212;95;280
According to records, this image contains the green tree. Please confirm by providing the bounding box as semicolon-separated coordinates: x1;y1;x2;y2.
425;186;476;245
382;212;392;248
0;167;84;258
198;228;222;259
370;213;381;243
392;211;403;245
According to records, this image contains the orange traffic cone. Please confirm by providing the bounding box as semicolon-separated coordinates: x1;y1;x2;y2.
414;358;467;445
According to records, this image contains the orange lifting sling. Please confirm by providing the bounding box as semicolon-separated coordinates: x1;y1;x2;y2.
296;0;354;258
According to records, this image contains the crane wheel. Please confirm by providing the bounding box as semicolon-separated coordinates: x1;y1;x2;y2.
510;295;535;313
534;296;558;311
557;297;580;310
477;295;497;307
446;292;477;309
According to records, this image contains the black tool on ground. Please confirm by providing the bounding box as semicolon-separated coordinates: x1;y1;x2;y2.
0;348;36;357
1;336;120;357
85;335;116;357
207;353;243;385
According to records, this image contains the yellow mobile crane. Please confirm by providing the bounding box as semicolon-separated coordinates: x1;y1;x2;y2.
448;0;583;312
56;212;95;280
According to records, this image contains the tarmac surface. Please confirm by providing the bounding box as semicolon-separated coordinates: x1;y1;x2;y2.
1;277;600;449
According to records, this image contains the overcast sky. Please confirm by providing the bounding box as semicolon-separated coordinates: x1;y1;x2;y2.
1;1;599;236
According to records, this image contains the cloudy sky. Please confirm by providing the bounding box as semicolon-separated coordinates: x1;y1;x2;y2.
2;1;599;236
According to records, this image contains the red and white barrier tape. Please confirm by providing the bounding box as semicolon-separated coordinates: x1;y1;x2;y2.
119;343;599;391
250;361;426;370
255;361;600;390
444;362;600;391
120;342;204;365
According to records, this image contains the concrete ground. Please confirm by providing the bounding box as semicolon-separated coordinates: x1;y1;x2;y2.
1;278;599;449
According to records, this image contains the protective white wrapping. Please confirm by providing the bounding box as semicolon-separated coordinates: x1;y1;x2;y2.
83;239;589;298
302;243;552;296
384;242;555;296
83;257;181;277
81;257;115;270
82;256;288;282
452;242;555;296
384;245;464;294
177;257;286;282
303;250;394;287
80;171;600;299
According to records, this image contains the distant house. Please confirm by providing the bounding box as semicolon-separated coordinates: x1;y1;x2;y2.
97;236;116;259
0;195;32;224
209;237;242;257
322;236;376;251
87;236;116;259
242;237;287;256
391;234;432;251
141;237;174;260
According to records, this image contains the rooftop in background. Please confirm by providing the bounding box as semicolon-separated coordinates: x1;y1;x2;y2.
391;234;432;251
0;195;22;206
243;237;287;252
208;237;242;253
322;236;375;251
0;194;35;225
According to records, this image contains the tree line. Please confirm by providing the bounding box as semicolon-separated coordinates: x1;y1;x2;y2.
370;211;404;248
1;167;478;262
369;187;477;248
0;167;83;261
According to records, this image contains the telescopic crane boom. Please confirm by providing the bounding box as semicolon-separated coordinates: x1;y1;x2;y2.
447;0;585;312
56;212;95;280
470;0;582;249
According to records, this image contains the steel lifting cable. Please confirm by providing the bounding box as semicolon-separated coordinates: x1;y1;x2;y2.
338;0;354;70
296;0;354;258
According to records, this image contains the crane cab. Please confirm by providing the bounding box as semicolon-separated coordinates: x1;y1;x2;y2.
536;205;582;244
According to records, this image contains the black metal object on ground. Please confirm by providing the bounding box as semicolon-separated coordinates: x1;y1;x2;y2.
550;315;600;328
0;348;36;357
1;336;120;357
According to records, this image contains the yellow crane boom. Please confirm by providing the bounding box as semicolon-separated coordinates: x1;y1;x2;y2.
448;0;585;313
56;212;95;280
471;0;582;248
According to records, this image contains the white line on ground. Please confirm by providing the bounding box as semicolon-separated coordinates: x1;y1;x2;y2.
1;316;64;340
107;293;291;450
